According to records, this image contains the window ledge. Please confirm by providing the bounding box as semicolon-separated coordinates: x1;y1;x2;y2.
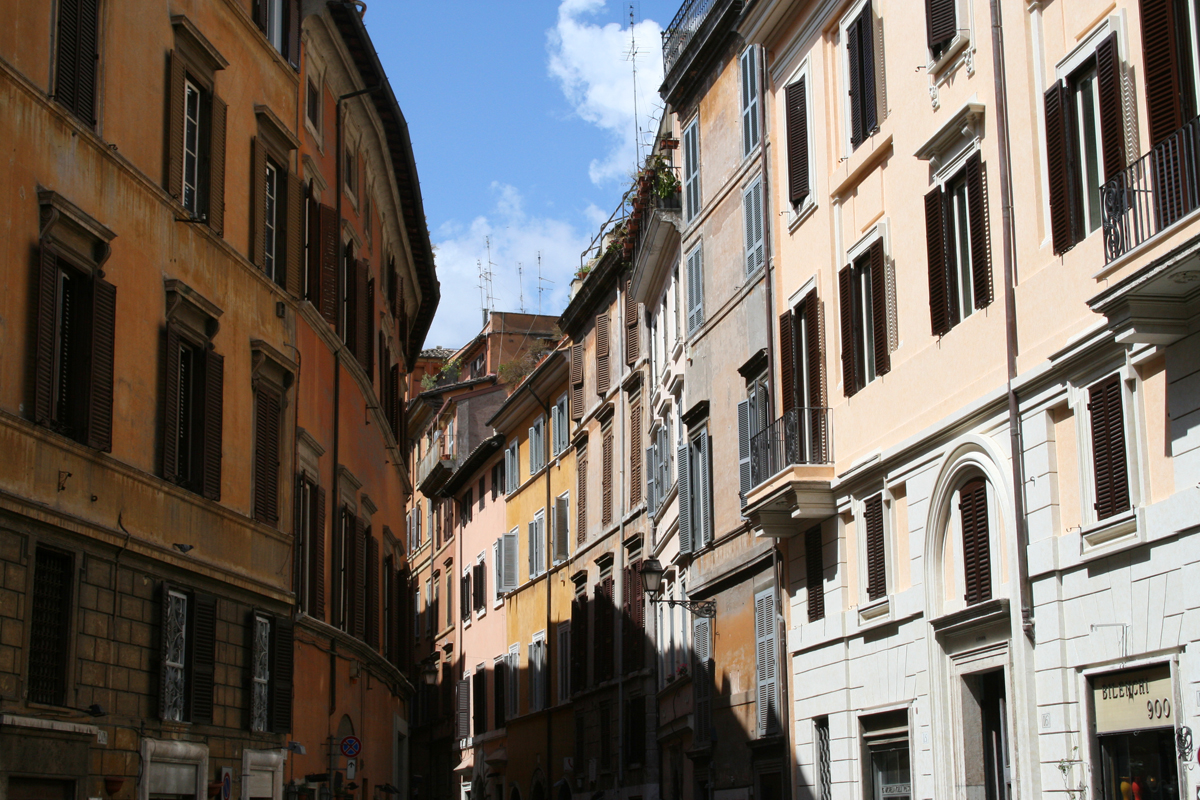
831;133;893;200
786;197;818;234
1079;507;1142;561
927;33;969;77
857;595;891;627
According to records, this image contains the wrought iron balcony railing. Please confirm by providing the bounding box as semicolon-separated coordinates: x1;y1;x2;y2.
748;407;831;490
1102;115;1200;263
662;0;716;75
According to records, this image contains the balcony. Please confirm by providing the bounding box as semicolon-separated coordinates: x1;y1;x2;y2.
416;444;456;495
1102;116;1200;264
660;0;742;105
744;408;835;536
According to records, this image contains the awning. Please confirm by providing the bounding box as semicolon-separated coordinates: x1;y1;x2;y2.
483;747;507;766
453;750;475;777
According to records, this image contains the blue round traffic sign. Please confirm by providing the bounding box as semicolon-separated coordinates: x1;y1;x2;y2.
340;736;362;758
221;771;232;800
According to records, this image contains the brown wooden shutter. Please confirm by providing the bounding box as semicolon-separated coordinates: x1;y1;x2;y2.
286;0;301;70
625;280;639;365
869;239;890;376
964;152;993;310
365;277;376;376
251;137;267;269
332;509;345;629
286;171;303;296
33;245;59;426
576;450;587;544
864;495;886;601
805;297;827;460
629;400;642;506
161;323;182;481
86;274;116;452
925;185;951;336
201;351;224;501
1095;32;1126;181
253;0;269;32
1140;0;1183;148
166;51;185;200
779;309;796;415
1089;375;1130;520
621;565;633;674
389;364;401;439
926;0;956;51
311;485;326;621
189;592;217;724
630;560;644;671
570;343;585;421
254;388;281;524
838;265;858;397
208;96;227;236
959;478;991;605
319;204;338;325
1044;82;1073;255
786;78;809;205
805;525;824;621
595;313;610;395
848;14;864;147
571;594;587;690
366;533;379;650
306;189;321;304
270;616;294;732
602;430;613;525
355;260;371;370
353;516;367;640
55;0;98;124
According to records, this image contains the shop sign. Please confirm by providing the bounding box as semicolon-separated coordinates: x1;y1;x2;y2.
1092;665;1174;735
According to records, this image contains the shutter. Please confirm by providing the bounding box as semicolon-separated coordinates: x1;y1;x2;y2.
456;678;471;739
595;313;611;395
576;452;587;545
571;596;586;691
333;510;346;628
271;617;294;733
602;430;614;525
625;280;639;365
848;14;864;147
755;589;777;735
864;495;886;601
355;260;371;371
473;667;487;734
311;485;326;620
601;577;615;681
688;247;704;331
678;442;693;554
780;309;796;415
307;191;322;305
630;560;644;671
1095;32;1126;181
208;96;227;236
692;617;712;742
554;495;569;562
1044;82;1073;255
529;426;537;473
965;151;993;309
528;520;537;578
201;351;224;501
647;443;657;513
388;363;400;438
74;0;97;124
859;5;878;135
353;516;367;639
1140;0;1183;147
925;185;951;336
161;324;182;481
251;137;267;269
805;298;827;460
158;581;175;720
366;534;379;649
55;0;81;115
838;266;859;397
786;78;809;205
286;0;301;70
494;658;507;727
696;430;711;547
286;171;304;297
189;592;217;724
365;276;376;376
254;0;268;31
738;399;752;508
744;182;762;275
34;246;59;426
869;239;890;376
630;400;643;506
502;528;518;592
622;565;633;674
253;388;281;524
926;0;956;51
318;204;339;325
570;343;585;421
959;478;991;605
1090;376;1130;520
86;274;116;452
460;574;470;621
806;525;825;621
166;51;185;200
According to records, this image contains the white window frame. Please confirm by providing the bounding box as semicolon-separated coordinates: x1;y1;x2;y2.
1069;366;1144;537
506;440;520;494
264;0;284;50
263;159;280;282
740;46;760;159
182;79;202;216
552;393;569;456
683;116;701;223
492;539;504;608
528;508;546;580
784;56;818;227
462;565;474;628
529;415;546;474
140;739;209;800
476;551;488;618
553;491;570;565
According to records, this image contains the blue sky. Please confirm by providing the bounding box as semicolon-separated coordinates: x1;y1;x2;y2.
368;0;680;349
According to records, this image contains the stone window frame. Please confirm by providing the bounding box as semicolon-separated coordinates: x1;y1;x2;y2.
19;536;84;711
251;339;297;529
242;748;287;800
139;738;208;800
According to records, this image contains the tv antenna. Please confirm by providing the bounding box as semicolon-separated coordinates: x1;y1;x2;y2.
536;251;554;316
624;4;643;166
518;261;525;313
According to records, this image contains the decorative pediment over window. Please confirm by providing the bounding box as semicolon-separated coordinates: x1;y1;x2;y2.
255;104;301;153
914;98;985;170
38;189;115;269
171;15;228;74
165;278;222;341
250;339;297;400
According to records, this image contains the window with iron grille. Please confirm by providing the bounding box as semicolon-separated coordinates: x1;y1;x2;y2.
28;548;73;706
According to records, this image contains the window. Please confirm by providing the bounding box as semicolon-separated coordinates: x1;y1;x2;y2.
692;616;713;743
473;555;487;614
505;440;520;494
529;632;547;712
33;240;117;452
163;305;223;500
1045;28;1129;254
253;387;282;525
815;717;833;800
625;695;647;765
863;494;886;601
494;655;508;729
295;474;326;620
926;0;959;61
595;312;612;397
253;109;302;295
741;47;761;157
576;442;588;545
264;161;281;283
473;664;487;735
624;278;640;366
528;509;546;580
506;644;520;719
926;152;992;335
599;704;613;770
805;524;825;622
344;143;358;197
738;373;770;506
779;292;828;463
306;77;322;133
571;582;589;692
552;394;569;456
492;461;503;500
445;568;453;629
754;589;779;736
743;178;765;276
843;1;880;150
678;427;712;553
570;343;585;421
861;711;910;800
630;396;643;507
601;425;614;526
498;528;518;593
1088;375;1131;521
686;243;704;334
557;622;571;703
158;584;217;723
456;674;471;740
462;489;474;526
683;118;701;222
647;424;673;516
529;416;546;474
254;0;299;67
167;20;228;233
28;547;73;706
622;559;646;674
425;577;434;638
553;493;570;564
785;69;813;210
413;586;420;642
479;477;486;511
838;236;891;396
958;479;992;605
461;568;473;623
332;509;364;633
54;0;99;124
594;572;615;683
248;612;294;733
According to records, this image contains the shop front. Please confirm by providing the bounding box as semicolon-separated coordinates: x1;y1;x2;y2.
1091;665;1181;800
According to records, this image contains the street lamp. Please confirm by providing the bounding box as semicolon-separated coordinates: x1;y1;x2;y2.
640;557;716;617
420;657;439;685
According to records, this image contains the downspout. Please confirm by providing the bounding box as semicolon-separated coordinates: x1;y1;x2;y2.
758;43;776;412
988;0;1034;639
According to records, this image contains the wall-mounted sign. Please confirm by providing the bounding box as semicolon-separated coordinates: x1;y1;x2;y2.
1092;664;1174;735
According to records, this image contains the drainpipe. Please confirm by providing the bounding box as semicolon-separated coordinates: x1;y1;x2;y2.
988;0;1034;640
757;43;776;414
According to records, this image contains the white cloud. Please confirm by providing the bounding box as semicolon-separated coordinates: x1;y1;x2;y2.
424;183;591;350
547;0;664;186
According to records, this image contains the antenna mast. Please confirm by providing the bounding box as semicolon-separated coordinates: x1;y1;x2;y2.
626;4;642;166
537;251;554;316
